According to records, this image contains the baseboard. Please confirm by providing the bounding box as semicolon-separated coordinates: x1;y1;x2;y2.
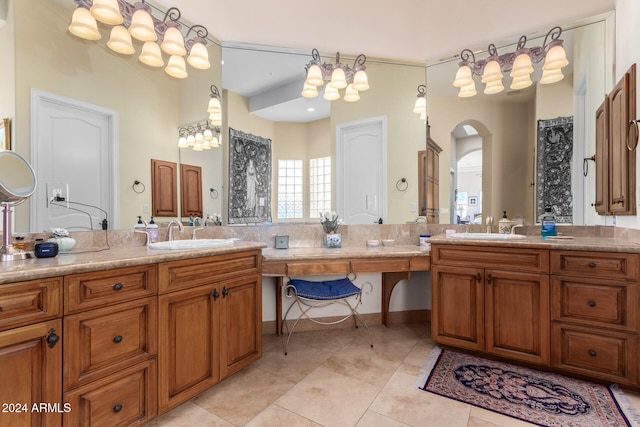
263;309;431;335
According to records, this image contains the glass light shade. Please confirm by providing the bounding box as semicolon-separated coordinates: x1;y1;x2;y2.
90;0;123;25
458;81;477;98
453;65;473;87
211;136;220;148
178;136;188;147
139;41;164;67
305;64;324;86
68;7;101;41
352;70;369;91
207;97;222;114
481;60;503;83
186;134;195;146
187;42;210;70
329;67;347;89
193;141;203;151
203;128;214;141
209;113;222;126
107;26;135;55
165;55;188;79
195;132;204;143
540;68;564;84
420;112;427;121
323;84;340;101
484;79;504;95
413;96;426;114
301;83;318;98
161;27;186;56
510;74;533;90
129;9;157;42
202;140;211;149
543;45;569;70
343;84;360;102
510;53;534;77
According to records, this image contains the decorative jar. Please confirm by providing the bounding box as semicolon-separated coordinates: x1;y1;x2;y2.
324;233;342;248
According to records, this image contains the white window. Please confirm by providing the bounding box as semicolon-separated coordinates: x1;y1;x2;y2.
309;156;332;219
277;160;303;219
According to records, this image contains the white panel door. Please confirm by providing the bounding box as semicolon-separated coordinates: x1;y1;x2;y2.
336;116;387;224
30;90;118;232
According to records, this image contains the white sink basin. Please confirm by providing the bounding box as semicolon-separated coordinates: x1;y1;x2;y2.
148;239;235;250
450;233;527;241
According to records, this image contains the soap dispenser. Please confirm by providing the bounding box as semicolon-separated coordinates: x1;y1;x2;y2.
498;211;515;234
146;217;158;243
134;216;146;230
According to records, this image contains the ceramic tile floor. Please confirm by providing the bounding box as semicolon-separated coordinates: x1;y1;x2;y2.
148;323;640;427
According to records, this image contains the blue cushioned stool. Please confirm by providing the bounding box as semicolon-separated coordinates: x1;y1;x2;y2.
282;276;373;355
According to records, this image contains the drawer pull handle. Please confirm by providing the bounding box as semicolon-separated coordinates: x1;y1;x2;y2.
113;335;123;344
46;328;60;349
212;289;220;300
588;300;597;307
113;404;123;413
589;350;597;357
588;262;597;268
113;283;124;291
222;286;229;298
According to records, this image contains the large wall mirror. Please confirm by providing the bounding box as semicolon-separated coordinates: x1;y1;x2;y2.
426;12;614;226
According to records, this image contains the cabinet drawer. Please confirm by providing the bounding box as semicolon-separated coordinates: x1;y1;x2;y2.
64;297;157;390
0;277;62;331
431;244;549;273
159;250;261;293
551;250;638;280
65;265;157;314
551;324;637;385
64;359;157;427
551;276;637;331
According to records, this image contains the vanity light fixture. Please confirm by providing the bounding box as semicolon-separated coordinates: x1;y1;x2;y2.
452;26;569;97
413;84;427;122
178;120;222;151
302;48;369;102
68;0;212;79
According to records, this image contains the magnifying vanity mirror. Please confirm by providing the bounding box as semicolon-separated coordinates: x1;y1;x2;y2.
0;151;37;261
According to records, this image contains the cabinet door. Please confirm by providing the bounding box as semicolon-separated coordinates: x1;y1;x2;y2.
431;265;484;351
0;319;62;427
158;285;219;414
180;163;203;218
219;274;262;379
151;159;178;217
594;98;609;214
485;270;550;365
608;64;636;215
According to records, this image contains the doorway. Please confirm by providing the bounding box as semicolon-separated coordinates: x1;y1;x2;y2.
452;123;482;224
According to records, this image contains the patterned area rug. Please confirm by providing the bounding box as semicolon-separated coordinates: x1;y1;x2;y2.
416;347;640;427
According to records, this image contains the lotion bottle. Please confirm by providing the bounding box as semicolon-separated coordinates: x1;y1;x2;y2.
146;216;158;243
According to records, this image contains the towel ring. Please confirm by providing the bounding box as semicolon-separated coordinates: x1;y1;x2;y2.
395;178;408;191
132;180;145;194
628;120;639;152
209;188;219;199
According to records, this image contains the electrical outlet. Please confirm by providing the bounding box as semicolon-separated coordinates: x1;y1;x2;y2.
52;189;63;199
143;204;150;214
409;202;417;212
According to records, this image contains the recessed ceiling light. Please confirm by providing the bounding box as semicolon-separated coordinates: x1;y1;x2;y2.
307;107;315;112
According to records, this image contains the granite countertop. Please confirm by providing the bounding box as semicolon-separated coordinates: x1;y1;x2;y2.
426;234;640;253
0;241;266;285
261;245;429;261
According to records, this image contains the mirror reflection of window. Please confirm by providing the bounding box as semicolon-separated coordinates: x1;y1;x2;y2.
310;156;332;219
277;160;303;219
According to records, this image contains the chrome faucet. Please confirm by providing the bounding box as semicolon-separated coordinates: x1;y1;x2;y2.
134;229;151;246
167;219;184;241
191;217;205;240
414;216;427;223
486;216;494;233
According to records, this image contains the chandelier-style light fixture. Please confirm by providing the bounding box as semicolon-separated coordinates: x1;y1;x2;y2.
452;26;569;98
302;48;369;102
207;85;222;126
178;120;222;151
413;84;427;122
68;0;211;79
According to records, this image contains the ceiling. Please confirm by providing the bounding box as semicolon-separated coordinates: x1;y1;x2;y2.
152;0;614;122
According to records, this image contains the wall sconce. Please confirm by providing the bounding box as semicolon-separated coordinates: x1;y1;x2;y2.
452;26;569;97
68;0;211;79
413;84;427;122
178;120;222;151
207;85;222;126
302;48;369;102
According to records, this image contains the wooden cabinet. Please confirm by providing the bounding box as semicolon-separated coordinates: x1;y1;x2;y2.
594;64;636;215
151;159;178;217
157;250;262;414
0;319;63;427
419;125;442;223
550;250;639;386
0;277;62;332
431;244;550;365
180;163;203;218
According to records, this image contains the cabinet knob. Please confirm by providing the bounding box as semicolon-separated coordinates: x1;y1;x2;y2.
588;262;597;268
222;286;229;298
588;300;597;307
46;328;60;349
113;283;124;291
486;274;493;284
113;404;123;413
113;335;123;344
589;350;597;357
0;306;3;313
212;289;219;300
475;273;481;283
